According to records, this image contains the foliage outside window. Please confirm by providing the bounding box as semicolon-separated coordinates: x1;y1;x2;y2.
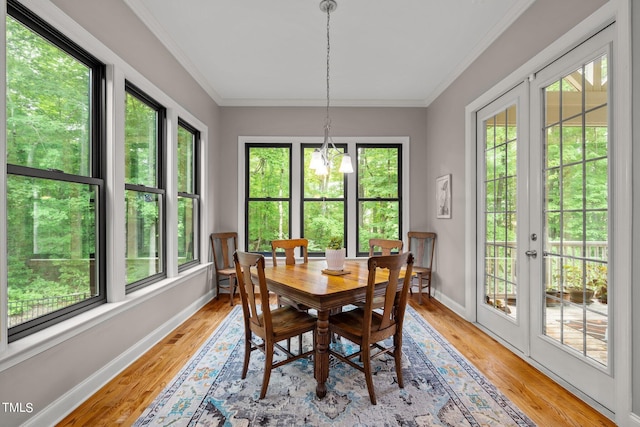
246;144;291;252
5;1;105;341
356;145;402;255
124;83;166;289
177;120;200;269
302;144;346;253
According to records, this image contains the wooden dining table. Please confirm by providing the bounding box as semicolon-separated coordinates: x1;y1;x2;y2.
262;258;408;398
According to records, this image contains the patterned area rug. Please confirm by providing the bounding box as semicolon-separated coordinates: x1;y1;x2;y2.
134;305;535;426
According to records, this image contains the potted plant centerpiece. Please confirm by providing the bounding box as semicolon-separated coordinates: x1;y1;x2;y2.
325;236;345;271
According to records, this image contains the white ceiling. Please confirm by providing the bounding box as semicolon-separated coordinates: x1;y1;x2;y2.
124;0;534;107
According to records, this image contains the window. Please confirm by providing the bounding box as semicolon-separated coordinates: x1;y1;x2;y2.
302;143;347;253
177;119;200;269
5;0;106;341
241;138;406;256
245;144;291;252
124;82;166;290
356;145;402;255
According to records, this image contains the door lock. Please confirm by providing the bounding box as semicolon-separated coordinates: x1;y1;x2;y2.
525;250;537;259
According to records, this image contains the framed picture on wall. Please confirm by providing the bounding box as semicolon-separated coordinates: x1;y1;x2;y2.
436;174;451;219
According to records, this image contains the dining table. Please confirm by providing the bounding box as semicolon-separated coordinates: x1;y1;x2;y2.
261;258;410;398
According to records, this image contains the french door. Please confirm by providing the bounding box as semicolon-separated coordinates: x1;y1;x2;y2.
476;82;529;353
477;26;614;410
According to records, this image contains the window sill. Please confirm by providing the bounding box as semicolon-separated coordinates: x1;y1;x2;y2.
0;263;211;372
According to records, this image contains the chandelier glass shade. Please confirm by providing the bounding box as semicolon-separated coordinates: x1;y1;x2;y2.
308;0;354;176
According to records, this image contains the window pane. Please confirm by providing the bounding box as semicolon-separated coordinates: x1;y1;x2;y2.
303;146;345;198
125;92;158;187
6;15;91;175
358;201;399;253
248;146;289;198
358;147;399;198
7;176;98;327
178;196;196;266
304;201;344;252
247;201;290;252
177;125;195;194
543;54;609;366
125;190;162;284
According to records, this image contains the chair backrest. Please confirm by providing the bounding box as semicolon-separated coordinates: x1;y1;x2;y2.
271;238;309;266
364;252;414;339
210;232;238;271
368;238;403;256
233;251;272;334
407;231;436;269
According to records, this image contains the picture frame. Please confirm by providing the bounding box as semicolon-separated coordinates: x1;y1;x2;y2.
436;174;451;219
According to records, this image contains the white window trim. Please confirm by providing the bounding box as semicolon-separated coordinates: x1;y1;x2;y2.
238;136;410;258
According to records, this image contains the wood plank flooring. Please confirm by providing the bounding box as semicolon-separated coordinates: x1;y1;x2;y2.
56;294;616;426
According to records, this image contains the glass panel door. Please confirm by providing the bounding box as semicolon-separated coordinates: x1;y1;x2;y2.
476;83;528;352
541;54;609;366
529;27;613;411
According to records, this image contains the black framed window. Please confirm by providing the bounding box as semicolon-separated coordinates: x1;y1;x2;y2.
245;144;291;253
177;119;200;270
301;143;347;254
124;82;166;290
6;0;106;341
356;144;402;256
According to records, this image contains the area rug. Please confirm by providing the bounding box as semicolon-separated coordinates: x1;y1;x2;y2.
134;305;536;426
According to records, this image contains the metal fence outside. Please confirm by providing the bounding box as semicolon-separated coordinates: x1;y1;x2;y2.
8;293;90;328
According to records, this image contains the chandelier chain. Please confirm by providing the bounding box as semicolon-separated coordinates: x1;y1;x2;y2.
325;4;331;132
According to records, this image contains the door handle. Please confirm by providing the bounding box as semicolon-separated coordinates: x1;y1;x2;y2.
525;250;537;259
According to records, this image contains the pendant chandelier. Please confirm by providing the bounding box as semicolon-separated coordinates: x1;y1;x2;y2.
309;0;354;176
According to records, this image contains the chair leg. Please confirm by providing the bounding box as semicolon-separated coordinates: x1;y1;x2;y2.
417;274;423;305
394;333;404;389
229;276;235;306
362;345;377;405
260;344;274;399
215;274;220;301
242;334;252;379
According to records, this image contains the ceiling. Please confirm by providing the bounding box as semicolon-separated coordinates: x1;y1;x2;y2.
124;0;534;107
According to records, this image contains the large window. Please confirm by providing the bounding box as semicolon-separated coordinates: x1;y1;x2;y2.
177;119;200;269
5;1;106;341
302;143;347;253
245;144;291;252
242;139;405;256
124;82;166;289
356;145;402;255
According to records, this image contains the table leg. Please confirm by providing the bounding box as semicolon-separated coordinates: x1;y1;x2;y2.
314;309;330;398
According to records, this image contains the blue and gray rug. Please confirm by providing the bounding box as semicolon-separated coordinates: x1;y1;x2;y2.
135;305;535;426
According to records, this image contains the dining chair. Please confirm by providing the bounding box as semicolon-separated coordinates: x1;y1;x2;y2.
210;232;238;306
271;238;309;266
368;238;404;256
407;231;436;304
233;251;317;399
328;252;414;405
271;239;310;311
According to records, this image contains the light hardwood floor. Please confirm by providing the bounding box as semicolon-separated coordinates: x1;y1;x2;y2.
56;294;616;426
